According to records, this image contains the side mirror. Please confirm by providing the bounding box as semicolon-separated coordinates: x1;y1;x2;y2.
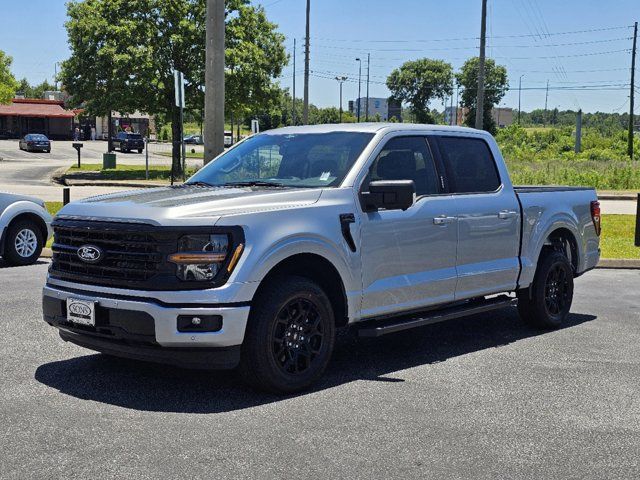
361;180;415;212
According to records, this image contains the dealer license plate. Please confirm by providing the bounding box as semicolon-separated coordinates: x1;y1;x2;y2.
66;298;96;326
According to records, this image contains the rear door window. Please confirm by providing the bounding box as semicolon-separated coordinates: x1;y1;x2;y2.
436;136;501;193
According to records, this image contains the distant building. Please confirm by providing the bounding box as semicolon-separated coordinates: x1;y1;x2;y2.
0;98;75;139
349;97;402;122
444;106;514;128
492;107;513;128
42;91;66;102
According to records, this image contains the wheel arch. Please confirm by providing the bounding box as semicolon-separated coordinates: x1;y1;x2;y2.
543;227;579;273
0;204;51;254
252;253;350;328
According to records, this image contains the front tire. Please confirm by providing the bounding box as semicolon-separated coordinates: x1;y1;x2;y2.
239;276;336;394
2;219;44;266
517;250;574;329
137;148;143;153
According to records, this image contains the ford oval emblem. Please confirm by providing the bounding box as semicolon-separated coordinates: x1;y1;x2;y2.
77;245;103;264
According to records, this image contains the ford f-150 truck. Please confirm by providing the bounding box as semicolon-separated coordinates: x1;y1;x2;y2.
43;124;601;393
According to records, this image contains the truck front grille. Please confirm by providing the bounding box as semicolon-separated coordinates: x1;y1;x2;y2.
49;219;177;289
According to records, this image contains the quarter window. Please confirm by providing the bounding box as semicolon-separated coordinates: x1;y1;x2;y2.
436;136;501;193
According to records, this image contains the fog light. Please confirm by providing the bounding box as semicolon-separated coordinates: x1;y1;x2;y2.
177;315;222;332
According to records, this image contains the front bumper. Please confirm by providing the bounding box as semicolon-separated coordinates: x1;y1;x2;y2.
42;282;251;369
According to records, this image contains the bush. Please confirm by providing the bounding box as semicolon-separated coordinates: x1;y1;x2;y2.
496;125;640;189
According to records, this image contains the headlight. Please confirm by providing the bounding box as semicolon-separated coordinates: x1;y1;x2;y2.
168;234;242;282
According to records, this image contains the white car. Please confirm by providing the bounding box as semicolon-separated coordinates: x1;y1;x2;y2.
0;193;53;266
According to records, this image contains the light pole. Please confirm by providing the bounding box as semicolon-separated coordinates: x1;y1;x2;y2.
335;76;347;122
518;74;524;124
355;58;362;122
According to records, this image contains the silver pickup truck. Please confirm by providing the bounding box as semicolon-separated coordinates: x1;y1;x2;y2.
42;124;601;393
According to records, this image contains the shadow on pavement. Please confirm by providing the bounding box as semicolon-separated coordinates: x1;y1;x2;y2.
34;309;596;413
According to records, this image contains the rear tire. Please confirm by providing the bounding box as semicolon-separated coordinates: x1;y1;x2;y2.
2;219;44;266
239;276;336;394
517;250;574;329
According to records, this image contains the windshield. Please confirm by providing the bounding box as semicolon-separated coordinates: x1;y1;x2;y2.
187;132;374;188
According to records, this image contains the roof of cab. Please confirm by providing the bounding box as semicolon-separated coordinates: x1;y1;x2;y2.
261;122;487;136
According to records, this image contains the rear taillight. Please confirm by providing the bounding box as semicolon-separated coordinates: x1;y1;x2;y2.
590;200;601;236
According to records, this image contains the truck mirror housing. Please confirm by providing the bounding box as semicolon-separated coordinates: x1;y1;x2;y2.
361;180;415;212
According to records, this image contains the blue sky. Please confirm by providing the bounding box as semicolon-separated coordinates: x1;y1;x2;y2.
1;0;637;113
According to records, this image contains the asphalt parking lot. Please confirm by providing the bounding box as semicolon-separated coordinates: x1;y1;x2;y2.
0;262;638;479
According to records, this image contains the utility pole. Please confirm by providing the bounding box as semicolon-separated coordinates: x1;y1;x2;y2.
575;109;582;153
204;0;225;163
335;76;347;122
292;38;296;126
302;0;311;124
449;93;454;125
518;74;524;124
365;53;370;121
544;79;549;124
475;0;488;130
455;85;460;126
356;58;362;122
629;21;638;159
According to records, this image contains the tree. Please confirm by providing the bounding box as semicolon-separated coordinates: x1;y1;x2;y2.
386;59;453;124
0;50;18;104
60;0;287;176
16;78;55;99
456;57;508;133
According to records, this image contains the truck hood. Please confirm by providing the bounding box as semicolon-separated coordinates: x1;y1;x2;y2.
56;185;323;226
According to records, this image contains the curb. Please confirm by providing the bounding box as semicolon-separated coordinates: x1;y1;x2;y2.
598;195;638;201
596;258;640;269
39;248;640;269
63;179;168;188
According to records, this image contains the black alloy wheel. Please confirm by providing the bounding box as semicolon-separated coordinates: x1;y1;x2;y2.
239;276;336;393
271;297;325;375
517;250;574;329
544;263;570;316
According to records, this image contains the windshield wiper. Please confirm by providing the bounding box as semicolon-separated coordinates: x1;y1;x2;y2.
222;181;285;188
184;180;216;187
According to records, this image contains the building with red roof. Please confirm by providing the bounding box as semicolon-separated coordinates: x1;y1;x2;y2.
0;98;76;140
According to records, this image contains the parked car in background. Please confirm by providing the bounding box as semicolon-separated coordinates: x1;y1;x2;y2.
224;131;233;148
0;192;52;266
19;134;51;153
114;132;145;153
184;134;204;145
43;124;600;393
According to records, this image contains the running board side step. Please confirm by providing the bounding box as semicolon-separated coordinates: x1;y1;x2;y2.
357;295;517;338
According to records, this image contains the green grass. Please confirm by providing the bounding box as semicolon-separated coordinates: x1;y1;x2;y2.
45;202;63;217
600;214;640;259
497;125;640;190
67;164;197;181
157;150;204;159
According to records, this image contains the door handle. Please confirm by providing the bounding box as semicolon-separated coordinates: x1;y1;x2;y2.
433;215;455;225
498;210;517;220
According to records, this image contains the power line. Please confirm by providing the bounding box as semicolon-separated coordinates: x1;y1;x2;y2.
307;37;631;53
308;25;634;44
